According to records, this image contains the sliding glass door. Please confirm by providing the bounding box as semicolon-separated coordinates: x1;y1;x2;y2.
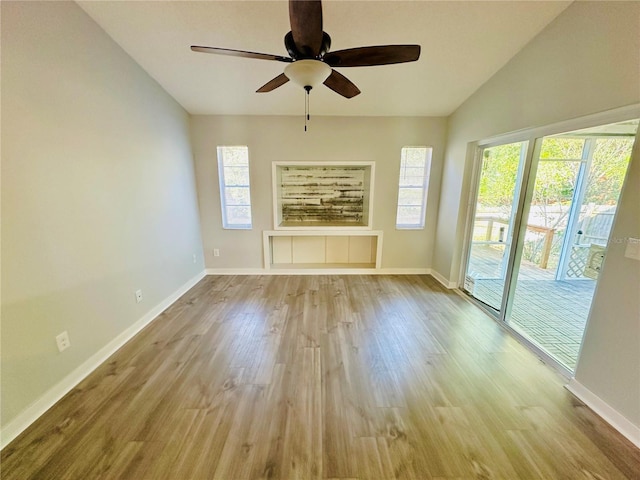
462;118;638;372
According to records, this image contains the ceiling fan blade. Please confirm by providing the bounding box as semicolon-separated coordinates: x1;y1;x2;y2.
191;46;292;63
256;73;290;93
289;0;323;57
324;45;421;67
323;70;360;99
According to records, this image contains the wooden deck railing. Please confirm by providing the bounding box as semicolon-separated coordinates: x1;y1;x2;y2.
474;215;556;269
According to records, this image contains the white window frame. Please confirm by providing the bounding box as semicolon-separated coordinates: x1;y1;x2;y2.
395;146;432;229
217;146;253;229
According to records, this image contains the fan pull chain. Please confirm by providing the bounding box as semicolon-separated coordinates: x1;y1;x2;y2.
304;86;311;132
305;91;308;132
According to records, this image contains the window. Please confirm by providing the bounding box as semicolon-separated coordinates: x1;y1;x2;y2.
217;146;252;229
395;146;432;229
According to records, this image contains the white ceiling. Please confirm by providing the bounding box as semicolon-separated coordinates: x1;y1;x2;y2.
78;1;571;117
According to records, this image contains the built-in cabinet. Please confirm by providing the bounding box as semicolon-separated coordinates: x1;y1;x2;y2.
263;230;383;270
267;161;379;270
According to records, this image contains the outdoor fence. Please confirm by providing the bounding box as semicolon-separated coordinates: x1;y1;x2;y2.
472;204;615;277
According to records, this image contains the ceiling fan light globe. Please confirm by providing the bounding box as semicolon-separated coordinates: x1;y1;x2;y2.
284;60;331;89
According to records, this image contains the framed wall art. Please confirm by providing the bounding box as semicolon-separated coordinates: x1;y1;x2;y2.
272;161;375;230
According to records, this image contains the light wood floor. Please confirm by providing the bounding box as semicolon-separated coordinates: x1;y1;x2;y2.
2;275;639;479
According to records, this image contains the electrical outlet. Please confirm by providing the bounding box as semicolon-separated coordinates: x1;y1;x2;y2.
213;249;220;257
135;289;143;303
192;253;197;264
56;331;70;352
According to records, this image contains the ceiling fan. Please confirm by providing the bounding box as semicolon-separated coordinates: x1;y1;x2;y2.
190;0;421;100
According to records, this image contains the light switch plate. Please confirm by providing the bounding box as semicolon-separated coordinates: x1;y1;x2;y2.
624;237;640;261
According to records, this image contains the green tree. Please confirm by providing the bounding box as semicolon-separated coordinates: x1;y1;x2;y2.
478;142;521;209
584;138;633;205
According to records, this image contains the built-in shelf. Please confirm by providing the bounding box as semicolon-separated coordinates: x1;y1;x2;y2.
272;162;375;230
263;230;383;270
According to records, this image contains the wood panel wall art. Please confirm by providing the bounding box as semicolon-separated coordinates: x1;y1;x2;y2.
273;163;374;229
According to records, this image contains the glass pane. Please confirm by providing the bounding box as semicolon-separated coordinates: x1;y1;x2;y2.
464;141;527;311
225;187;251;206
219;146;249;166
540;138;584;159
525;160;580;271
584;138;633;206
399;167;425;186
223;166;250;186
402;147;428;166
397;187;424;206
396;205;422;226
225;206;252;226
577;137;634;247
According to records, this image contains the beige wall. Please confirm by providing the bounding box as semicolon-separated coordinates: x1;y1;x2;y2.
1;1;203;429
574;138;640;427
191;115;447;270
433;1;640;428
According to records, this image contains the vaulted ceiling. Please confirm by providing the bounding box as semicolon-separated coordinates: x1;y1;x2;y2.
78;1;571;117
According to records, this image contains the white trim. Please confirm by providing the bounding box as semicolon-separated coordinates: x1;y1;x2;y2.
566;378;640;448
206;268;270;275
377;268;431;275
478;104;640;148
206;267;430;276
430;269;457;289
0;271;206;450
263;229;384;236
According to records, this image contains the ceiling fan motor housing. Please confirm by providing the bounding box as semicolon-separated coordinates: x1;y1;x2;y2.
284;31;331;60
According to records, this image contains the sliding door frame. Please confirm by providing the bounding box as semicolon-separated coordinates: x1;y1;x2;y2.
499;139;539;321
460;139;530;313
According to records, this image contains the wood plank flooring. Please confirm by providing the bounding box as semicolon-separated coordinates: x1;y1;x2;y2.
2;275;639;479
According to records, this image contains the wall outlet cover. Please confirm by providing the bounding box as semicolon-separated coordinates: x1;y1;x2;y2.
55;331;70;352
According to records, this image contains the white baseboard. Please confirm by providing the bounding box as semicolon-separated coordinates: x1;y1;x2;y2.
429;269;457;289
566;378;640;448
0;270;206;450
378;268;431;275
205;268;269;275
205;267;431;276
